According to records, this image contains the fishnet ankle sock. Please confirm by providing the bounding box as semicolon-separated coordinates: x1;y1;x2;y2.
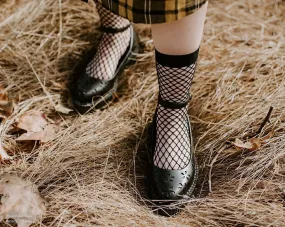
86;4;131;80
154;50;199;170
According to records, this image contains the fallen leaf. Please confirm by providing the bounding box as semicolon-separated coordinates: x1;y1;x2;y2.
0;174;46;227
261;130;274;141
16;112;57;143
248;138;262;151
0;143;13;161
232;131;274;151
17;112;48;132
16;125;56;143
232;138;254;150
55;102;73;114
0;86;14;119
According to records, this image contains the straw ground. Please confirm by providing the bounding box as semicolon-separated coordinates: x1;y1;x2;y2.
0;0;284;226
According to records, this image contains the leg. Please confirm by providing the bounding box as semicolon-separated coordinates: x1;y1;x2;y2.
152;2;208;55
86;4;131;80
148;3;208;201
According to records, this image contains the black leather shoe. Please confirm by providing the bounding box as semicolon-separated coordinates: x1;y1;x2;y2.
146;96;198;205
70;24;139;113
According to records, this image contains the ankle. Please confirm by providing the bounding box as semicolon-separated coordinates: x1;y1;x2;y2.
97;4;130;30
156;48;199;104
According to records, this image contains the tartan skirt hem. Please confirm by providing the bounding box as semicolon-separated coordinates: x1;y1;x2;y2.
94;0;208;24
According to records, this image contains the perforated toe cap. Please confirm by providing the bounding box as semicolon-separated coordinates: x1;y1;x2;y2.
148;160;197;200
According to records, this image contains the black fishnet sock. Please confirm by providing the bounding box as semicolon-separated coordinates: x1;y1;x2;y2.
86;4;131;80
154;49;199;170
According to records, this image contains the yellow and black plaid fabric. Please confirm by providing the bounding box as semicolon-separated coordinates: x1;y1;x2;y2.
94;0;208;24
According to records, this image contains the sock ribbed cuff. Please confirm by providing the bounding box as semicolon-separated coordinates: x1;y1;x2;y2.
155;47;200;68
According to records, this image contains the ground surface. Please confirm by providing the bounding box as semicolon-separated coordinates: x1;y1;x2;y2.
0;0;285;226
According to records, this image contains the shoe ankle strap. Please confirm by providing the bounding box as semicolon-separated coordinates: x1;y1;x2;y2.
158;95;191;109
98;24;131;34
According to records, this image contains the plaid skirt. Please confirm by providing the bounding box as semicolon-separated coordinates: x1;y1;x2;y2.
93;0;208;24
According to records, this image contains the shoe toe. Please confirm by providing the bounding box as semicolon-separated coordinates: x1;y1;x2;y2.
71;73;112;101
148;161;197;201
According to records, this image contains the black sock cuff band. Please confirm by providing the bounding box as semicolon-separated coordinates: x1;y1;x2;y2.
155;47;200;68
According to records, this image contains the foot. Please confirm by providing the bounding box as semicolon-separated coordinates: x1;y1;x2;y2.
70;5;139;113
147;101;198;201
146;48;200;203
86;26;131;81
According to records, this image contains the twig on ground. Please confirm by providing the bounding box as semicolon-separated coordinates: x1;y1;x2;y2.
256;106;274;136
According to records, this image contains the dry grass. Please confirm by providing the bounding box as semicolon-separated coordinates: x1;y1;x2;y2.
0;0;285;226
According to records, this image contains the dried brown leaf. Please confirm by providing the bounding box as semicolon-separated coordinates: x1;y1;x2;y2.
55;103;73;114
16;125;56;143
0;86;14;119
0;174;46;227
232;138;254;150
248;138;262;151
0;144;13;161
261;130;274;141
17;112;48;132
232;131;275;151
16;112;57;143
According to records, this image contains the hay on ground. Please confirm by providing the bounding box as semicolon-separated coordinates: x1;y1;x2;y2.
0;0;284;226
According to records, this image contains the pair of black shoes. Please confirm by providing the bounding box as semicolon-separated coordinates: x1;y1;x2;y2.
69;24;198;214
